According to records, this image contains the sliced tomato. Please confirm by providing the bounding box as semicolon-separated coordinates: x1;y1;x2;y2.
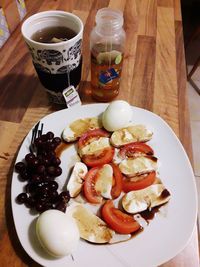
119;142;154;159
110;163;123;199
78;129;113;167
122;171;156;192
82;147;114;167
83;167;102;204
101;200;141;234
78;129;110;149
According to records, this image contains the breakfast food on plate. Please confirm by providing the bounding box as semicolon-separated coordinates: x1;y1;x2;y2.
101;200;141;234
83;164;113;203
67;204;114;243
15;100;171;253
36;210;80;257
77;129;115;167
102;100;133;131
119;142;154;159
62;117;102;142
60;101;170;243
15;131;70;213
119;156;157;177
122;184;171;214
122;171;157;192
67;162;88;197
82;163;123;204
110;125;153;147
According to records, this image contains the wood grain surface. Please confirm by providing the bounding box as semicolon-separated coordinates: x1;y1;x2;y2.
0;0;20;33
0;0;199;266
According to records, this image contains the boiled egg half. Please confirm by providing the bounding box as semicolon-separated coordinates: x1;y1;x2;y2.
36;209;80;257
102;100;133;131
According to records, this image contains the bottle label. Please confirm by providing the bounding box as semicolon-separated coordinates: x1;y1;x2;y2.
99;68;119;84
91;45;124;97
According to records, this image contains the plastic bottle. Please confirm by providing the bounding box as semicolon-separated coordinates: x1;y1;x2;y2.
90;8;126;102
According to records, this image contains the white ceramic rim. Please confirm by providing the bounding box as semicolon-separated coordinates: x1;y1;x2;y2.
21;10;83;47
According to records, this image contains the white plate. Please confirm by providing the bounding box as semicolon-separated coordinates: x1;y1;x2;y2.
11;104;198;267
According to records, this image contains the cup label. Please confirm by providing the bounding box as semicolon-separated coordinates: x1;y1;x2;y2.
62;85;81;108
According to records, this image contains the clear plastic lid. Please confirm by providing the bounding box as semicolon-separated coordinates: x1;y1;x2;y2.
95;8;124;34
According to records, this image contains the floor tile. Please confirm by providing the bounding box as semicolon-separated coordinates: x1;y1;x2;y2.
185;35;200;67
187;64;200;81
187;82;200;121
190;120;200;176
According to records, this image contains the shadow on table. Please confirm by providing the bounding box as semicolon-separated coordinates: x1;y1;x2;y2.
0;73;94;123
0;73;44;122
4;155;42;266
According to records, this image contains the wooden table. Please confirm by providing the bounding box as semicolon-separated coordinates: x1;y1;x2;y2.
0;0;199;266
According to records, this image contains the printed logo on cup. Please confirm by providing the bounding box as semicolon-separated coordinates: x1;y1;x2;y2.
26;38;82;75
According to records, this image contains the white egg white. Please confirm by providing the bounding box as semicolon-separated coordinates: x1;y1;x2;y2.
102;100;133;132
36;210;80;257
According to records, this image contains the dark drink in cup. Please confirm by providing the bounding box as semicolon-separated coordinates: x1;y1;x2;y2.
33;58;82;103
21;11;83;104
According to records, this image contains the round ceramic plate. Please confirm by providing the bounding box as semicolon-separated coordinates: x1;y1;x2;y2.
11;104;198;267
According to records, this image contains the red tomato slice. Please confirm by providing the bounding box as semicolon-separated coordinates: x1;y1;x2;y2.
110;163;123;199
101;200;141;234
119;142;154;159
78;129;110;149
82;147;115;167
83;167;102;204
78;129;114;167
122;171;156;192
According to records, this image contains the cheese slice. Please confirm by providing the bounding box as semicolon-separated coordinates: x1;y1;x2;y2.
109;233;131;244
113;148;123;164
79;137;111;157
110;125;153;147
122;184;171;214
68;204;114;243
95;164;113;199
67;162;88;197
119;156;157;177
62;117;102;142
